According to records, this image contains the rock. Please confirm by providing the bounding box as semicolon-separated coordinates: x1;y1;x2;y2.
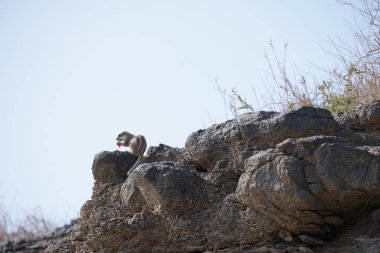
314;143;380;211
185;107;338;168
92;150;137;184
336;100;380;132
298;235;324;246
47;160;278;252
298;245;315;253
236;151;323;234
238;153;320;212
278;230;293;242
185;245;206;252
237;129;380;236
276;136;346;163
121;162;208;214
184;111;278;170
18;104;377;252
206;195;278;249
323;216;344;227
285;246;299;252
144;144;182;163
183;107;339;191
254;245;269;253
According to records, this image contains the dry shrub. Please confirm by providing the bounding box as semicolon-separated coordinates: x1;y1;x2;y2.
262;41;317;111
314;0;380;112
215;78;254;118
218;0;380;114
264;0;380;113
0;201;54;242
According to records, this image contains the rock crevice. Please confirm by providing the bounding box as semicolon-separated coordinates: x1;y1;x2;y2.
4;103;379;253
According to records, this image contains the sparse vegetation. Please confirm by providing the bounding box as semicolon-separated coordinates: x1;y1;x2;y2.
215;78;255;118
218;0;380;114
0;201;54;242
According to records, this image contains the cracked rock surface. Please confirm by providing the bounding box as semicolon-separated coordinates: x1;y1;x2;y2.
5;104;379;253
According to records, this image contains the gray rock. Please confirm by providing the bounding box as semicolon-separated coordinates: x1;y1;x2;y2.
253;245;269;253
237;154;320;212
279;230;293;242
92;150;137;184
276;136;346;163
184;107;339;192
315;143;380;211
237;133;380;235
323;216;344;227
298;245;315;253
237;151;324;234
185;107;338;170
121;162;208;214
37;104;380;252
144;144;182;163
298;235;324;246
336;100;380;132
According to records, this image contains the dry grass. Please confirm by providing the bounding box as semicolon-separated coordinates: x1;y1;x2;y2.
215;78;254;118
0;201;55;242
217;0;380;114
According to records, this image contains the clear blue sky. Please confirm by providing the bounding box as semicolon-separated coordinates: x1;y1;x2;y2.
0;0;361;224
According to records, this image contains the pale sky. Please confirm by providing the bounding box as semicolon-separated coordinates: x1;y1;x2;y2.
0;0;361;225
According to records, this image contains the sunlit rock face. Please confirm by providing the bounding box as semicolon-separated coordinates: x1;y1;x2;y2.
27;103;379;253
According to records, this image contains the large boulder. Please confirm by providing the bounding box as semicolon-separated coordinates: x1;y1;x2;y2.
237;136;380;236
184;107;337;171
314;142;380;210
92;150;137;184
121;162;208;214
183;107;339;192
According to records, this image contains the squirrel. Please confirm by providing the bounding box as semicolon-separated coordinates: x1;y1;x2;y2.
116;131;147;174
116;131;147;159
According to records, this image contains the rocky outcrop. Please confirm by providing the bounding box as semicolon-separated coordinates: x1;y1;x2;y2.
0;219;78;253
182;108;339;190
237;136;380;236
43;103;379;253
